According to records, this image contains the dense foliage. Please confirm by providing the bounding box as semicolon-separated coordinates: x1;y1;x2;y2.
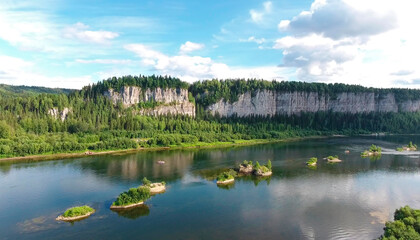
217;171;235;182
62;206;94;217
190;79;420;107
112;186;151;206
307;157;317;165
380;206;420;240
254;161;271;173
2;76;420;158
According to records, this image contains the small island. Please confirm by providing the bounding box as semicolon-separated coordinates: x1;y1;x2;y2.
216;171;235;185
326;155;342;163
397;141;417;152
238;160;253;174
253;160;272;176
110;186;151;209
361;144;382;157
142;177;166;194
56;205;95;221
306;157;317;166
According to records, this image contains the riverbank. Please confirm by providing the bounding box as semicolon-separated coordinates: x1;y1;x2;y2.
0;136;328;163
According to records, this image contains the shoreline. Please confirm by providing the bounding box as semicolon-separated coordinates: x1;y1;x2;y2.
110;201;144;209
56;211;95;221
0;136;328;163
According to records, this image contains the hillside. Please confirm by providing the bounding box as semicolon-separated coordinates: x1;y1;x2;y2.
0;84;73;97
1;75;420;159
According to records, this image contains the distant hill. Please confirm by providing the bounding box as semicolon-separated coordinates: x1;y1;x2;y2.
0;84;74;97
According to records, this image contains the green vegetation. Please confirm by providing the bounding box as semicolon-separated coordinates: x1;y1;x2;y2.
327;155;338;160
307;157;317;166
142;177;152;187
254;161;271;173
240;160;253;167
217;171;235;182
112;186;151;206
362;144;382;157
0;83;73;97
3;76;420;159
398;142;417;151
370;144;382;153
62;205;94;217
379;205;420;240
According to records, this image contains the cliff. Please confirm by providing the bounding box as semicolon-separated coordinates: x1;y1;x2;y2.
104;86;195;117
206;90;420;117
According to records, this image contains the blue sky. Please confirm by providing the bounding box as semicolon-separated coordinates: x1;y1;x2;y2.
0;0;419;89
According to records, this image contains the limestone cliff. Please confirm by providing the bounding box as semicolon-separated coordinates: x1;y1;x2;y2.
104;86;195;117
48;107;71;121
207;90;420;117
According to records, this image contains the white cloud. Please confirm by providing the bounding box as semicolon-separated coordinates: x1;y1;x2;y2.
76;59;132;64
274;0;420;88
179;41;205;54
250;1;272;23
240;36;266;44
125;44;288;82
63;22;119;44
0;55;92;89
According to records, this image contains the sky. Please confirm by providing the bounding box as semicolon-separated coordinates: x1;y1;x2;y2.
0;0;419;89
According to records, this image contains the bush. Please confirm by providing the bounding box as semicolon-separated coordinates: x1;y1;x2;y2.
142;177;152;187
307;157;317;165
112;186;151;206
62;205;94;217
217;171;234;182
380;205;420;239
369;144;381;153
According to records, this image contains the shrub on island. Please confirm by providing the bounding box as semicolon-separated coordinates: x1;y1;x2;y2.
56;205;95;221
326;155;342;163
379;205;420;239
111;186;151;209
361;144;382;157
253;160;272;176
397;141;417;151
306;157;317;166
216;171;235;184
238;160;253;174
142;177;166;194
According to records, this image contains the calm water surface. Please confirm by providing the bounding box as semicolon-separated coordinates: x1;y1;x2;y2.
1;136;420;240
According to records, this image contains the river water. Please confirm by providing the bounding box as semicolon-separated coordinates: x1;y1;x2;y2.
1;136;420;239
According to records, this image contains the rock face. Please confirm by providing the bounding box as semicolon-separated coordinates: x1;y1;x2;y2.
104;86;195;117
48;107;71;121
207;91;420;117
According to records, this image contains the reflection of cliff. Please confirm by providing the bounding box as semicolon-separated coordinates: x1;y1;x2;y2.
104;151;194;181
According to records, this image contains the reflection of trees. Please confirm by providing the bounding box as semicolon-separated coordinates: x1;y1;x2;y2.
80;151;194;182
111;204;150;220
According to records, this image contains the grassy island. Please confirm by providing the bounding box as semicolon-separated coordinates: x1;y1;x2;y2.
238;160;253;174
142;177;166;194
326;155;342;163
56;205;95;221
253;160;272;176
397;141;417;152
361;144;382;157
216;171;235;185
306;157;317;166
379;205;420;239
111;186;151;209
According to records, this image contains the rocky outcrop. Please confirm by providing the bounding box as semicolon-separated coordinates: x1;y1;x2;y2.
48;107;71;121
104;86;195;117
207;91;420;117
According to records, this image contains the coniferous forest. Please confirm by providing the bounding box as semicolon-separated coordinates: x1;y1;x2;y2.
2;75;420;158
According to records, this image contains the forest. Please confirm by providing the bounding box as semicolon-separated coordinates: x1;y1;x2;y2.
1;75;420;158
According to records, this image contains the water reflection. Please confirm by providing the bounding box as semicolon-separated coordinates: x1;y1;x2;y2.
111;205;150;220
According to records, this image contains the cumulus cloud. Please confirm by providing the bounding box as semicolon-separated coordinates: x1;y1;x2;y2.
279;0;397;40
0;55;92;89
274;0;420;88
179;41;205;54
250;1;272;23
125;43;287;82
63;22;119;44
